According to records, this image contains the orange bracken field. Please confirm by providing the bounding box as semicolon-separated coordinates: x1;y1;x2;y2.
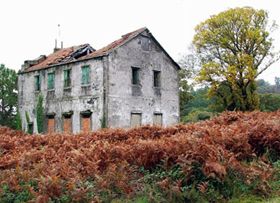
0;111;280;202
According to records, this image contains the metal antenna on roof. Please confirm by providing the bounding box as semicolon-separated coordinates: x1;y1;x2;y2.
58;24;63;48
54;24;62;52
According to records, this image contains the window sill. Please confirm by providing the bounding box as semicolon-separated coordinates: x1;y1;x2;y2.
81;84;90;88
132;84;142;87
63;87;72;90
47;89;55;92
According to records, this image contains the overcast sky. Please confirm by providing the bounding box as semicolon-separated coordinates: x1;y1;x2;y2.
1;0;279;83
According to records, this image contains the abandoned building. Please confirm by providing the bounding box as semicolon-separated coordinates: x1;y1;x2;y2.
18;27;180;133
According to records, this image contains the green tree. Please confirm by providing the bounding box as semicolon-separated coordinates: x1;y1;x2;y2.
275;77;280;92
36;94;44;133
0;64;18;128
256;79;274;93
193;7;280;111
259;93;280;111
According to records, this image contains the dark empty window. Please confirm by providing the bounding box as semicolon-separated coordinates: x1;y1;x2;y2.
64;69;71;88
47;72;55;90
153;70;161;87
34;75;40;91
132;67;140;85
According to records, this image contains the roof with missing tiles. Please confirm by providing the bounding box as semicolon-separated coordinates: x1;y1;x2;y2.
23;44;95;72
22;27;179;73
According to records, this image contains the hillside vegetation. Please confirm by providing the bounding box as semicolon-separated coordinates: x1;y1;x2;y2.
0;111;280;202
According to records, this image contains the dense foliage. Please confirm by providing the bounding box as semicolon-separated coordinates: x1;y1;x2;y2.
193;7;279;111
0;64;18;129
36;94;44;133
259;93;280;112
0;111;280;202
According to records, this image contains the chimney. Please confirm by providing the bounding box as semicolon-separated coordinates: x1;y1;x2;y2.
22;55;47;70
53;39;60;53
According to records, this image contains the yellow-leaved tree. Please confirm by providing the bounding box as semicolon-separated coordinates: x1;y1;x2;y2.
193;7;280;111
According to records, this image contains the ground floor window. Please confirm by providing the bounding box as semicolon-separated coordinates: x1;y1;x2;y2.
131;113;142;127
46;113;55;133
63;111;73;133
80;110;92;132
153;113;163;126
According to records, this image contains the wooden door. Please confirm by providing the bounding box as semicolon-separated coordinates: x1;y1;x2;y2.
63;117;72;133
81;117;91;132
47;118;55;133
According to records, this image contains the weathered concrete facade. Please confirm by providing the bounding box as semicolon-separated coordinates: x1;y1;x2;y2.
18;28;179;133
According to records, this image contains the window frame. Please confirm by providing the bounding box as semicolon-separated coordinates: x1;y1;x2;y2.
34;75;40;91
63;69;71;88
130;112;142;127
153;113;163;126
153;70;161;88
47;72;55;90
131;67;140;85
81;65;90;86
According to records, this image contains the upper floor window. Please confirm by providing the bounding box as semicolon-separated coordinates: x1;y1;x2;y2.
34;75;40;91
132;67;140;85
64;69;71;88
47;72;55;90
153;70;161;87
81;65;90;85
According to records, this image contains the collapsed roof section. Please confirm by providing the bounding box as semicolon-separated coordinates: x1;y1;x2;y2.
23;44;95;72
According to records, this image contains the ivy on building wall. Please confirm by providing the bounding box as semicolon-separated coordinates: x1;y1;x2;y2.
36;94;44;133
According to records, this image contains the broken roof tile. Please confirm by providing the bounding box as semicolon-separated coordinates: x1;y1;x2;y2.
24;44;94;72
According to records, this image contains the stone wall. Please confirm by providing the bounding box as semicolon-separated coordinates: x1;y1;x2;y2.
18;58;104;134
107;31;179;128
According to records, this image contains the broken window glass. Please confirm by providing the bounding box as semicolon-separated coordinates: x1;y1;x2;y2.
81;65;90;85
132;67;140;85
64;69;71;88
34;75;40;91
153;70;161;87
47;72;55;90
